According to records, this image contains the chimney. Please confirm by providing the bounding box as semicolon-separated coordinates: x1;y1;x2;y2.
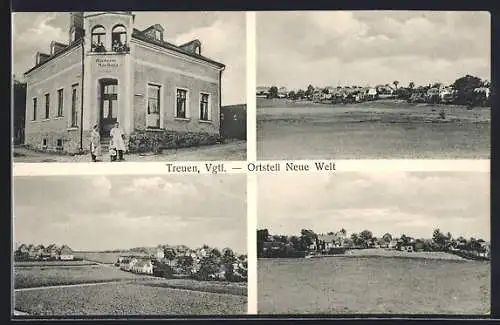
69;12;84;44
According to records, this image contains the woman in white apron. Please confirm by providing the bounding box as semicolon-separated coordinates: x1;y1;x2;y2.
110;122;127;161
90;124;102;162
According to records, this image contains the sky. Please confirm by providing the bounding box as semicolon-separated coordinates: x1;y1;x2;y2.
258;172;490;241
11;11;246;105
14;175;247;253
257;11;491;90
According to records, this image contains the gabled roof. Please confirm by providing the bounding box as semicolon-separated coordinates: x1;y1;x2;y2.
132;29;224;69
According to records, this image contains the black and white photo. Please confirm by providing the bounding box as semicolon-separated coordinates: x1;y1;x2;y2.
12;11;246;163
257;172;490;315
256;11;491;159
13;175;247;316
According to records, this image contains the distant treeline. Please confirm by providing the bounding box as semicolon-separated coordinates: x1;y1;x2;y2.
257;228;490;260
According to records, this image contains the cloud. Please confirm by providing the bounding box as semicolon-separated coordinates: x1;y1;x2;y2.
257;11;490;89
14;175;247;253
258;172;490;240
173;15;246;105
91;176;112;196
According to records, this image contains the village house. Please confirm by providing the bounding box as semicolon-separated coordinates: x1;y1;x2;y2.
131;258;154;274
59;245;74;260
256;86;270;98
388;239;399;250
155;248;164;260
24;11;225;154
277;87;288;98
474;87;490;100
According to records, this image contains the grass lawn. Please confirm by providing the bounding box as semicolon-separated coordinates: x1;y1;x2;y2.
15;281;247;315
258;257;490;315
257;98;490;159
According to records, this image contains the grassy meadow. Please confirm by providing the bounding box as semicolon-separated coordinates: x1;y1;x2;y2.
257;98;490;159
258;256;490;315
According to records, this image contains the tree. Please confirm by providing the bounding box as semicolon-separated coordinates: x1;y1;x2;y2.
268;86;278;99
288;90;296;100
164;248;177;263
305;84;315;99
359;230;373;242
393;80;399;90
178;255;194;274
296;89;305;99
340;228;347;236
322;88;330;94
432;228;447;251
408;81;415;89
300;229;317;248
452;74;483;106
400;234;410;245
382;233;393;243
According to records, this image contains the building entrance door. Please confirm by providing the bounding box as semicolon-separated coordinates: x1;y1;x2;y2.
99;79;118;137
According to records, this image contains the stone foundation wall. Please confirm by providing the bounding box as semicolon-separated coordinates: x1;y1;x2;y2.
128;129;222;153
24;130;91;154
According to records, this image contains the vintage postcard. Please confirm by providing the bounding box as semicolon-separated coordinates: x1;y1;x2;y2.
12;175;247;316
257;172;490;315
12;11;247;163
256;11;491;159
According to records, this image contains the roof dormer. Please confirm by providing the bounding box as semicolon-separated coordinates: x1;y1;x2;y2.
142;24;165;42
35;52;50;65
179;39;202;55
50;41;68;55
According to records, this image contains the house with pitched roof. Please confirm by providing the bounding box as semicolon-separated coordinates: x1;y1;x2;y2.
24;12;225;154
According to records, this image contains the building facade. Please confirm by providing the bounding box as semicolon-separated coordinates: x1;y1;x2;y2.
24;12;225;153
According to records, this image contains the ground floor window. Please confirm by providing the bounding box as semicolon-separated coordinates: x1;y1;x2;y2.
176;88;188;118
147;83;161;128
57;88;64;117
71;84;78;127
199;93;210;121
32;98;37;120
44;93;50;119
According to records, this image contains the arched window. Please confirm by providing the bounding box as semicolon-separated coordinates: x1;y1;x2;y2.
112;25;127;50
91;26;106;46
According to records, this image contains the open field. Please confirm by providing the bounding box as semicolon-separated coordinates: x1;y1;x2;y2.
14;265;150;289
343;248;470;261
72;252;129;264
15;260;97;267
258;257;490;315
257;98;490;159
13;139;246;163
14;281;247;315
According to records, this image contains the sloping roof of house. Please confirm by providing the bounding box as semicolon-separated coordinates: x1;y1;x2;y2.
132;28;224;68
317;234;340;242
59;245;73;254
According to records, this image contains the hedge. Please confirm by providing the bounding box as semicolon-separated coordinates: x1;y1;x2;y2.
128;130;223;154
